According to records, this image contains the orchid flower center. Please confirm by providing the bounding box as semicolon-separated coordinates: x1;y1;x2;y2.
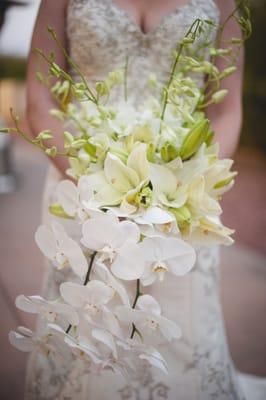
145;318;159;330
100;245;116;262
55;252;68;269
77;206;89;221
152;261;168;281
42;310;57;322
84;302;99;315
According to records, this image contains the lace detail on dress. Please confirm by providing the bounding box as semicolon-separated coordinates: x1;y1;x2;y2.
67;0;219;105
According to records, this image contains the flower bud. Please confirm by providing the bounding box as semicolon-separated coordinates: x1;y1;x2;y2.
180;119;209;160
45;146;57;157
169;206;191;224
211;89;228;104
63;131;74;146
0;128;10;133
36;130;53;141
95;81;109;96
161;143;179;163
219;66;237;79
83;142;97;158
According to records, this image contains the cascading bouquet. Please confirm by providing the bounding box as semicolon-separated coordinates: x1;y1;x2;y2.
2;3;251;378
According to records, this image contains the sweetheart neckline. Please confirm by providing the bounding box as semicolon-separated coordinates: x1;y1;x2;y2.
108;0;195;37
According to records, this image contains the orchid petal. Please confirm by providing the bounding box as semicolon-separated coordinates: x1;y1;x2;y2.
56;180;79;216
35;225;57;260
137;295;161;316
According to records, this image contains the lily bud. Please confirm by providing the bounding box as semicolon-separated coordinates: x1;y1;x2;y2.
169;205;191;224
161;143;179;163
83;142;97;158
147;143;155;162
180;119;210;160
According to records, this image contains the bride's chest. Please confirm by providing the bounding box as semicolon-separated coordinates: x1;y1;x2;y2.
66;0;219;78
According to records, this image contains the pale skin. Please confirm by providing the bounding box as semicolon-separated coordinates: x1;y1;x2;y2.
26;0;243;177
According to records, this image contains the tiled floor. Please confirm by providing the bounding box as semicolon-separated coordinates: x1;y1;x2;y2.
0;139;265;399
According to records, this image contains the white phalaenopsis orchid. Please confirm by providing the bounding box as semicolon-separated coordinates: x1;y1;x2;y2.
60;281;114;321
111;235;195;283
138;236;196;285
9;326;66;358
35;221;88;278
81;212;140;262
116;295;182;341
15;295;79;326
116;338;169;374
56;177;101;221
9;327;39;352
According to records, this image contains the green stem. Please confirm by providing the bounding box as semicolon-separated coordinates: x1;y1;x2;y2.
66;251;97;334
124;55;129;102
47;28;98;104
160;18;202;127
130;279;142;339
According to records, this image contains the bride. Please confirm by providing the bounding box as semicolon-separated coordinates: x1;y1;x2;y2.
25;0;246;399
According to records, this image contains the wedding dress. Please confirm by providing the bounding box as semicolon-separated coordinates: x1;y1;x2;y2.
25;1;248;399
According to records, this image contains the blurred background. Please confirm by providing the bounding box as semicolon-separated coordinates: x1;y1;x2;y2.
0;0;265;399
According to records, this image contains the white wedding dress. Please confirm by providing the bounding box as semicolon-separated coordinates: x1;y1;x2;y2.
25;1;253;399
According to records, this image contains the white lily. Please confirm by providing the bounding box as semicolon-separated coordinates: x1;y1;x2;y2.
81;212;140;262
15;295;79;326
82;143;150;213
35;221;88;278
60;281;114;322
188;216;234;246
116;295;181;341
204;158;237;197
187;175;222;217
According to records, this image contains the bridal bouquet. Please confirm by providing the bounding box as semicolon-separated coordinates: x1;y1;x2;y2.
3;5;251;377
